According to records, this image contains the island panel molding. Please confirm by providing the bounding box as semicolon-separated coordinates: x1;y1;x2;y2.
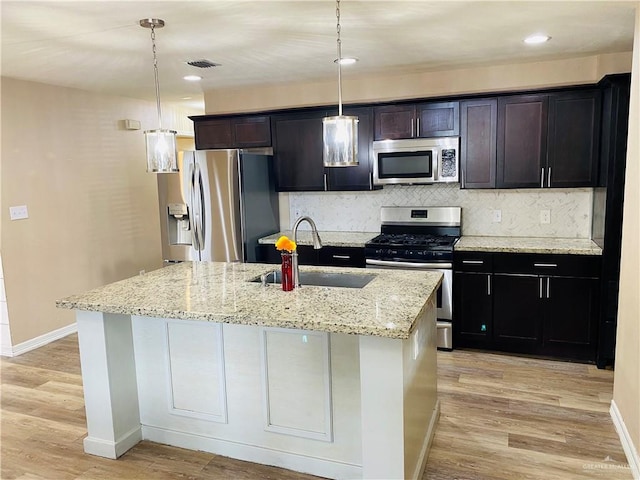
59;262;442;478
260;328;333;441
165;320;228;423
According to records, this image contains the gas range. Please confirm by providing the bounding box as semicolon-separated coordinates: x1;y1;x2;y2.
364;206;462;351
365;206;461;264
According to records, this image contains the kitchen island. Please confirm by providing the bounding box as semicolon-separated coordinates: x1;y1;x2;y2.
57;262;442;480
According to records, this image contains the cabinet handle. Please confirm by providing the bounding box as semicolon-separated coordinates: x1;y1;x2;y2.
534;263;557;268
417;117;421;137
487;274;491;296
547;167;552;188
323;173;328;191
332;255;351;260
540;167;545;188
462;260;484;264
539;277;543;299
461;168;465;189
369;171;373;190
411;118;415;137
546;277;550;298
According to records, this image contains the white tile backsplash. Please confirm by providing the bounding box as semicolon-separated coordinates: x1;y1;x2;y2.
289;184;593;238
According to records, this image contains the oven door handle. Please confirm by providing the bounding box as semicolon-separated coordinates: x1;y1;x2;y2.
366;259;452;269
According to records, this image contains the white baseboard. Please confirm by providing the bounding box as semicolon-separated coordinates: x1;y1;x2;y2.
2;323;77;357
610;400;640;479
84;426;143;459
142;425;362;479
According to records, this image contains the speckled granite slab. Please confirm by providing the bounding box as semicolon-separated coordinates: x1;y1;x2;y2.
455;236;602;256
56;262;441;340
259;231;379;248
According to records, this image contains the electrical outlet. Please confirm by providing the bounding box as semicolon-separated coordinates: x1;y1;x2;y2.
9;205;29;220
492;209;502;223
540;209;551;224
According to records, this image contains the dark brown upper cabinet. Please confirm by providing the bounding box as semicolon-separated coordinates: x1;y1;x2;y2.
494;89;601;189
374;101;459;140
496;94;549;189
546;89;601;188
192;115;271;150
271;110;326;192
271;107;376;192
460;98;497;189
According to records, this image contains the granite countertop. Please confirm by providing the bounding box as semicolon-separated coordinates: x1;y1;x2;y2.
455;236;602;256
57;262;441;340
259;231;378;248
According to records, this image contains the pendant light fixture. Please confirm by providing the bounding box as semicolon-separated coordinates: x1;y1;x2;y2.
322;0;358;167
140;18;178;173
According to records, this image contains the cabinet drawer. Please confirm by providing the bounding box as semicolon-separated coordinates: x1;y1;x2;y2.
256;244;319;265
493;253;601;278
454;252;493;272
318;246;365;268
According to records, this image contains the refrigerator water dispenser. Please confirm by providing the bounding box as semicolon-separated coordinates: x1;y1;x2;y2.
167;203;191;246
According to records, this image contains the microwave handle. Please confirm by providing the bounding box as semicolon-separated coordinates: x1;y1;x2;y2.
432;150;439;181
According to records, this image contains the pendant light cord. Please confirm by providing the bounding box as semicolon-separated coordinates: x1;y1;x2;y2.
336;0;343;116
150;25;163;130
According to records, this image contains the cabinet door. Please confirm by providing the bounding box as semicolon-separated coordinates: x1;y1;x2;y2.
232;116;271;148
542;276;599;360
497;95;548;188
374;105;416;140
460;99;497;188
326;107;375;191
272;112;326;192
416;101;460;137
453;272;493;346
547;90;601;187
492;274;542;348
194;118;233;149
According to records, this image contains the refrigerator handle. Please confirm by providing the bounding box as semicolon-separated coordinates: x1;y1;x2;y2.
190;162;202;252
196;164;205;251
188;162;199;251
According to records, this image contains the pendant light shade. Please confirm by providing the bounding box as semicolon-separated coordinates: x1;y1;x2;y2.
140;18;178;173
323;115;358;166
144;129;178;172
323;0;358;167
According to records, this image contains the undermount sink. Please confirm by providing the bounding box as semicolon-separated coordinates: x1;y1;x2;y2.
251;270;376;289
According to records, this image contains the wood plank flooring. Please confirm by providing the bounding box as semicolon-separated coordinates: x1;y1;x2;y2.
1;335;632;479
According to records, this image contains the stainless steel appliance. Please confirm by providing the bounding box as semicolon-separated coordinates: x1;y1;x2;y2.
372;137;459;186
365;206;461;350
157;149;279;262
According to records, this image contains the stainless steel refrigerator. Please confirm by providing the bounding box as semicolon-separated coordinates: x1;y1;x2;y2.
157;149;280;263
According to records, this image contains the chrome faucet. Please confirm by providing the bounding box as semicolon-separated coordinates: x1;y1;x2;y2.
292;216;323;287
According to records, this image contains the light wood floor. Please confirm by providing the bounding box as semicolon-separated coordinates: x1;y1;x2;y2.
0;335;631;479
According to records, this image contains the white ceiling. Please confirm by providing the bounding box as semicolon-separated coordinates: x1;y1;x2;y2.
1;1;637;111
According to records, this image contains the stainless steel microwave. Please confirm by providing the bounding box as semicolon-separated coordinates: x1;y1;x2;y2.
372;137;459;186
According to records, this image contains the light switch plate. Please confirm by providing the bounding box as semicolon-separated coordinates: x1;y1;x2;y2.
9;205;28;220
492;209;502;223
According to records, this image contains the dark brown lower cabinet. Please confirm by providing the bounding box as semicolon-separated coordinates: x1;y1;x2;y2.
453;271;493;346
492;274;542;349
542;276;599;360
453;252;600;362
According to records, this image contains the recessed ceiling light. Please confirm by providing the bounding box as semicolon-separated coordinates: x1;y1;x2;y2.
183;75;202;81
334;57;358;65
524;34;551;45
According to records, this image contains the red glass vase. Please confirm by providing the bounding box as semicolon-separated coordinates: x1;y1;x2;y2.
281;252;295;291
